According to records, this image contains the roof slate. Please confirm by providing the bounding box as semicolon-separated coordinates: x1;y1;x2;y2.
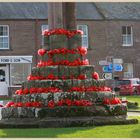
0;3;48;19
0;2;140;20
95;3;140;20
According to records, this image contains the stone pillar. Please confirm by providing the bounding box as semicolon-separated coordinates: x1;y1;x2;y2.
48;3;64;29
62;3;76;30
47;3;78;49
48;2;76;30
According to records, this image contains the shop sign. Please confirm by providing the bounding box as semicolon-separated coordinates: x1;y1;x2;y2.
99;60;110;65
113;58;123;64
0;56;32;63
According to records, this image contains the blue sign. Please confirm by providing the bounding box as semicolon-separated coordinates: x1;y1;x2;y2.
109;64;123;72
102;66;112;72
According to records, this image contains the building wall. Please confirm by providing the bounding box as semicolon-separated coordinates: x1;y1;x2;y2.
0;20;38;66
77;20;140;79
0;19;140;96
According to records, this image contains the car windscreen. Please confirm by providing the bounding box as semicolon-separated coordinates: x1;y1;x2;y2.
116;80;131;86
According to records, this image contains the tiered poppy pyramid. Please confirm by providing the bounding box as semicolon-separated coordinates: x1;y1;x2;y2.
1;28;137;127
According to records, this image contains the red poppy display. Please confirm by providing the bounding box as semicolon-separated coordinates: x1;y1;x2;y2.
77;47;87;56
92;72;99;80
5;101;15;107
42;28;83;38
36;58;90;67
103;97;122;105
77;74;87;80
38;49;47;56
48;100;55;108
46;47;87;57
70;86;111;92
23;88;29;94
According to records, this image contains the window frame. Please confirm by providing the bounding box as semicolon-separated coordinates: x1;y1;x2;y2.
10;63;31;86
122;26;133;47
41;24;49;46
77;25;89;48
0;25;9;50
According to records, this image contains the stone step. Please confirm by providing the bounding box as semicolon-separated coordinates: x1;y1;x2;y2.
31;65;95;79
2;104;127;119
0;116;137;128
22;79;105;90
12;91;114;104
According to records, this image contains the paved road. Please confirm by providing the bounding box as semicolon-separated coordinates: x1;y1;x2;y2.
127;111;140;116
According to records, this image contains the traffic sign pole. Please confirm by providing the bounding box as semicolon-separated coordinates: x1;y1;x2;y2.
112;57;115;91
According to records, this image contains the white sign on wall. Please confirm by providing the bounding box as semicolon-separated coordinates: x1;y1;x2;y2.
0;56;33;64
113;58;123;64
99;60;110;65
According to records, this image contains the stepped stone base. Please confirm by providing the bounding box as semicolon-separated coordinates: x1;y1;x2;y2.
0;116;138;128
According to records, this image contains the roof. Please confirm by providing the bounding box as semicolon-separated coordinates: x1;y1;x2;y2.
0;3;48;19
95;3;140;20
0;2;140;20
76;3;103;20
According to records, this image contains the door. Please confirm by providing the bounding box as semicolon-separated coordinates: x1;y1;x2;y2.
0;66;9;96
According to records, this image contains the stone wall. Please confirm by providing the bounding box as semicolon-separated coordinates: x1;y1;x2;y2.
0;19;140;78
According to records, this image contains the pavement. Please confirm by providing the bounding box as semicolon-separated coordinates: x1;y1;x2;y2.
127;111;140;116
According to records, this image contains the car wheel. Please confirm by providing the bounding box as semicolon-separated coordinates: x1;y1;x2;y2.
133;90;137;95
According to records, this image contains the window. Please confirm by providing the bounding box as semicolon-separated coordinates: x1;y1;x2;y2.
122;26;133;46
0;25;9;49
77;25;88;48
123;63;133;78
10;63;31;86
41;25;49;46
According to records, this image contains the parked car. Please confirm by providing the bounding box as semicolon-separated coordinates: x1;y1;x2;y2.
114;78;140;95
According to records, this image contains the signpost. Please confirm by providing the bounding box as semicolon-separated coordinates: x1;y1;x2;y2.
102;73;113;79
103;64;123;72
102;66;112;72
101;57;123;91
109;64;123;72
101;57;123;81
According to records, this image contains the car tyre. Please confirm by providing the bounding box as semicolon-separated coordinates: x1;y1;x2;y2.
133;90;137;95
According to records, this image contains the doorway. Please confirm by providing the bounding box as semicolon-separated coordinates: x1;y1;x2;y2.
0;65;9;96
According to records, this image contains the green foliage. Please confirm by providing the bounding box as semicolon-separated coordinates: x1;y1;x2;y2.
127;101;138;109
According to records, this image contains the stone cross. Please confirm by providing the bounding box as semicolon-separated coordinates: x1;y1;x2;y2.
48;2;76;30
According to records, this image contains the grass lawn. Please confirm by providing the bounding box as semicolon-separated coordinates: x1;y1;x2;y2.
123;95;140;105
121;95;140;110
0;116;139;138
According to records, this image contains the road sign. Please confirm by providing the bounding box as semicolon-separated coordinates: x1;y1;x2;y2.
102;73;113;79
114;64;123;71
99;60;109;65
102;66;112;72
113;58;123;64
109;64;123;72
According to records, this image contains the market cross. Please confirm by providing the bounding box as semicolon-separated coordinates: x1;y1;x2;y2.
48;3;76;30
